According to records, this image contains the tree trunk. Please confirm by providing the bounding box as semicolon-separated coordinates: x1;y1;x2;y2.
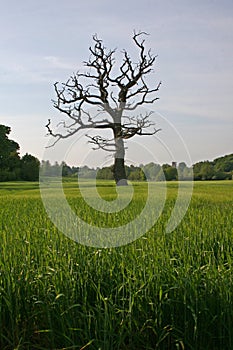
112;137;128;186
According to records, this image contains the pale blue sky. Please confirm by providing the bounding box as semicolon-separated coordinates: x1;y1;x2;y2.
0;0;232;166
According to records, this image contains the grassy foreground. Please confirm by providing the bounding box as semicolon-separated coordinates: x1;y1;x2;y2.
0;180;232;349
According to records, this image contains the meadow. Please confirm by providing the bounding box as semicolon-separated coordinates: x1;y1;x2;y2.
0;180;232;349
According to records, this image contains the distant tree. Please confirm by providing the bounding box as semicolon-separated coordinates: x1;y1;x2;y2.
78;165;97;179
178;162;186;172
201;162;214;180
156;168;165;181
193;162;203;180
21;153;40;181
46;31;161;186
143;162;161;180
177;162;193;180
212;171;229;180
213;154;233;173
96;166;114;180
127;165;146;181
178;162;186;180
162;164;177;181
71;166;79;175
0;124;21;181
61;161;73;177
40;160;52;177
194;161;214;180
50;161;60;177
182;166;193;181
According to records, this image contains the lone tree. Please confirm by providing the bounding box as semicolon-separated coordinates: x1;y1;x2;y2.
46;31;161;185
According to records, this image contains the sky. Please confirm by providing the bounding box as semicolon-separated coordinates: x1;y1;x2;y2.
0;0;233;167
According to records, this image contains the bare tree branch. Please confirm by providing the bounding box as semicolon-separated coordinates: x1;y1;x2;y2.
86;134;116;152
46;31;161;184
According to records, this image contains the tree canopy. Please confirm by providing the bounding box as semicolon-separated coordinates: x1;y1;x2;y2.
0;124;20;181
0;124;40;181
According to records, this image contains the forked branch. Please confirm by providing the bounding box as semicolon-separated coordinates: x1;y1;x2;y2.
46;31;161;149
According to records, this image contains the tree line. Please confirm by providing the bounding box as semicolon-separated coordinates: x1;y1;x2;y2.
33;156;233;182
1;124;232;182
74;156;233;181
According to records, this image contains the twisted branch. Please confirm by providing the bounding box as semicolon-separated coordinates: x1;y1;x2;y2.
46;31;161;149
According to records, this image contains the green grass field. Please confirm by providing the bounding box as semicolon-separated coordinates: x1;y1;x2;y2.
0;180;232;349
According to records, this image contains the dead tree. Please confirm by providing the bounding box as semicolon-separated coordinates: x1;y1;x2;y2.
46;31;161;185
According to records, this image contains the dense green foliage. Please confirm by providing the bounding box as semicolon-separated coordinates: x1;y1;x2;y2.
0;125;40;181
0;125;21;180
21;154;40;181
0;181;232;349
194;154;233;180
